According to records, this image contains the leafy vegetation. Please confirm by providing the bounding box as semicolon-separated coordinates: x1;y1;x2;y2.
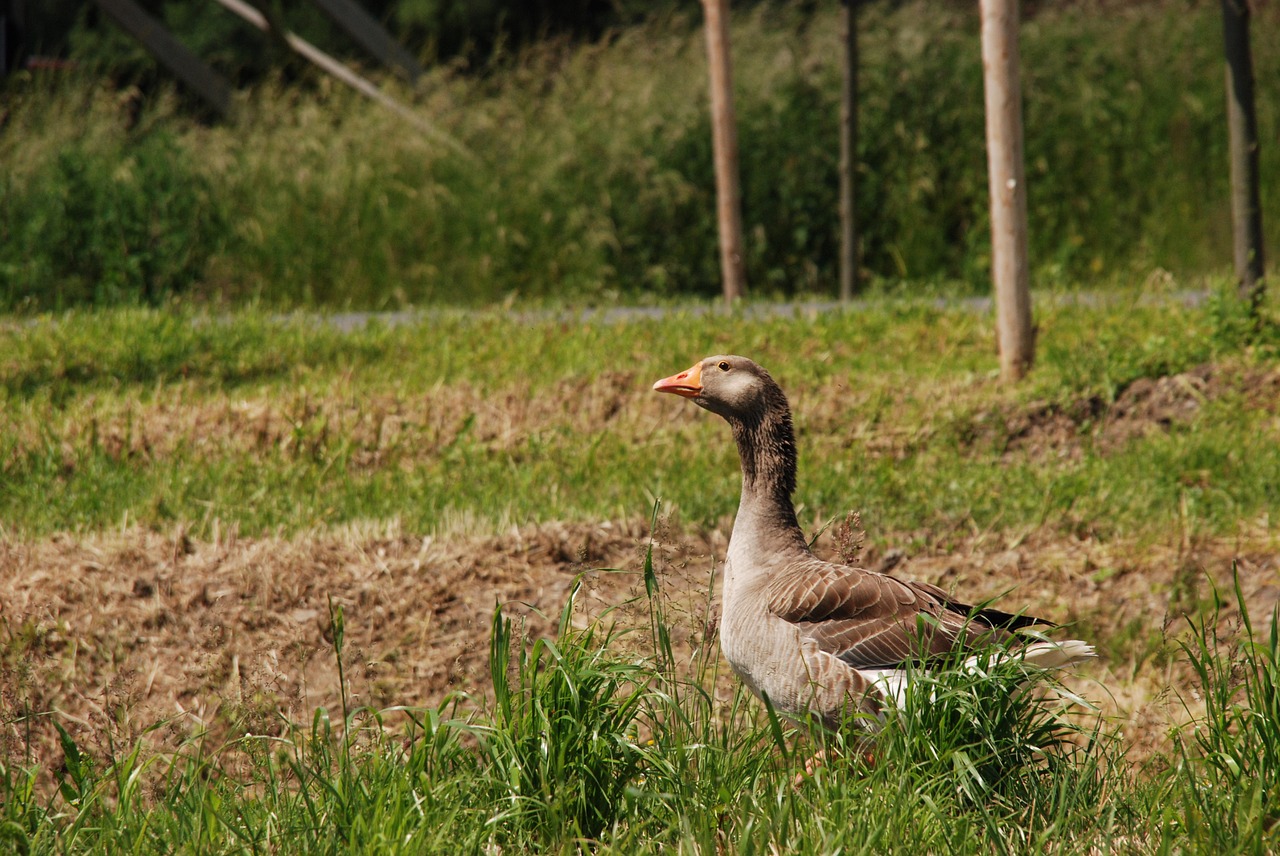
1171;570;1280;850
0;132;226;308
4;1;1278;309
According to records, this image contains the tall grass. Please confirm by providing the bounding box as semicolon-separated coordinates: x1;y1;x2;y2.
478;584;648;845
2;1;1277;309
16;520;1279;852
1170;569;1280;852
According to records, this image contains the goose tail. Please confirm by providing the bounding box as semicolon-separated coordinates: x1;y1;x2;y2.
1014;639;1095;670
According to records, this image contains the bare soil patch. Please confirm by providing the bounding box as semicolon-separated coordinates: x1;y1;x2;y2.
969;361;1280;460
3;518;1276;783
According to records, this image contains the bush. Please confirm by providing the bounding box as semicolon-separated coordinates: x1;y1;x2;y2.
0;130;226;310
3;1;1277;308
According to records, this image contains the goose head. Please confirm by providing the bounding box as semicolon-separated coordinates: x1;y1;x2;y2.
652;355;782;422
653;354;802;531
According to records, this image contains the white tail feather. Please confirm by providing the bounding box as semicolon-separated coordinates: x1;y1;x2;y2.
865;640;1095;708
1011;639;1095;671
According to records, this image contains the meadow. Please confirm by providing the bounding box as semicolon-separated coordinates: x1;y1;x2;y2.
2;289;1279;852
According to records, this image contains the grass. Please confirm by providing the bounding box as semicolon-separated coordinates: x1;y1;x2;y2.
2;534;1276;854
1;288;1277;851
1171;570;1280;850
1;289;1277;544
3;1;1279;309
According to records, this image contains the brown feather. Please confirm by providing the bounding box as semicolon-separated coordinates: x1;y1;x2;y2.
767;556;1048;669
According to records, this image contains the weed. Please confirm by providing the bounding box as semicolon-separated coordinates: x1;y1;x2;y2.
1171;568;1280;852
477;582;648;845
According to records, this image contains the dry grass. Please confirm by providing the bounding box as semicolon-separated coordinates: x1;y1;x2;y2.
3;514;1276;790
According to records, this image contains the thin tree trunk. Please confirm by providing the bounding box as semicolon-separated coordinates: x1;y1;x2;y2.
1222;0;1266;306
702;0;746;304
980;0;1034;381
839;0;859;302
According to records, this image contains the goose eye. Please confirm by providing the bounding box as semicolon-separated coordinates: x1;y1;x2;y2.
717;361;730;372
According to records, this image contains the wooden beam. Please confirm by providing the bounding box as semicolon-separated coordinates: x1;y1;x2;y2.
2;0;25;75
838;0;859;302
213;0;471;160
1222;0;1266;306
980;0;1034;382
701;0;746;304
306;0;423;82
92;0;231;116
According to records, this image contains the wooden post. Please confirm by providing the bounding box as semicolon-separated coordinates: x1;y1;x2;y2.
306;0;424;82
1222;0;1266;306
701;0;746;304
2;0;25;75
92;0;231;117
213;0;471;160
980;0;1034;382
839;0;859;302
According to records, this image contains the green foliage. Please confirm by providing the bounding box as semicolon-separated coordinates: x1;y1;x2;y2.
477;583;648;845
0;761;42;856
5;1;1278;309
1207;283;1280;354
875;645;1103;811
0;130;227;310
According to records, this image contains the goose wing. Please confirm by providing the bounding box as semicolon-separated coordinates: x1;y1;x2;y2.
765;558;1036;670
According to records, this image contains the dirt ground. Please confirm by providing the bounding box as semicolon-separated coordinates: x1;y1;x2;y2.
3;512;1277;782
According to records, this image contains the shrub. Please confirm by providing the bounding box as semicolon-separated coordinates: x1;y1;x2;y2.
0;131;226;310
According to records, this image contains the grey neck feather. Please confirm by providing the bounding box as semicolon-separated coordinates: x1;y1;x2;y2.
727;383;803;537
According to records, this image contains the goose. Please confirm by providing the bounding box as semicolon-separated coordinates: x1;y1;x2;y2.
653;355;1093;735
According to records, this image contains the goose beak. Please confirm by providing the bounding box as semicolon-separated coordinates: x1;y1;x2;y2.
653;362;703;398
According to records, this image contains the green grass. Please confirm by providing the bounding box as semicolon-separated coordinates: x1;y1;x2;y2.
2;539;1276;854
1170;571;1280;851
3;289;1277;851
2;290;1277;543
3;1;1279;309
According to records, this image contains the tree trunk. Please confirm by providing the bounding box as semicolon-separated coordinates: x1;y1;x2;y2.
839;0;860;302
1222;0;1266;307
980;0;1034;382
701;0;746;304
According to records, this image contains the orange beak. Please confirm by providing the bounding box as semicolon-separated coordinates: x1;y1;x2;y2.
653;361;703;398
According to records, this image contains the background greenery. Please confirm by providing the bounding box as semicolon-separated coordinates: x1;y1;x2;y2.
2;0;1277;310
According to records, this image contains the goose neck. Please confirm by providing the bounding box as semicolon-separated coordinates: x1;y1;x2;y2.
729;404;802;538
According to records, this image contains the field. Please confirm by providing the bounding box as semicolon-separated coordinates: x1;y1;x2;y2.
3;290;1279;852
